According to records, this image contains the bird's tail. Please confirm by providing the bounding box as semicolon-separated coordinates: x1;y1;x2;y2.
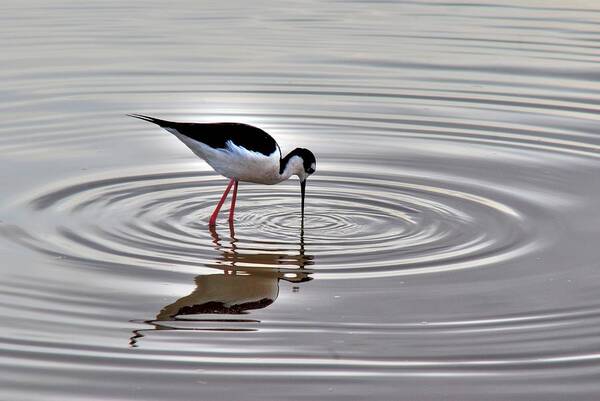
127;113;173;127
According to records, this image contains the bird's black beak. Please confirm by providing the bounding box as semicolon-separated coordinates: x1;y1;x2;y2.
300;179;306;221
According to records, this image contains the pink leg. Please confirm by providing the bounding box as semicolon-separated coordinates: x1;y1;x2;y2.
228;180;238;223
209;179;234;226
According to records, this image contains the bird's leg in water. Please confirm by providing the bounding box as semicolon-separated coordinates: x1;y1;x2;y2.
228;179;239;223
209;178;234;226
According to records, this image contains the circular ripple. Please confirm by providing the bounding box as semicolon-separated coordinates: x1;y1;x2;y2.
5;161;546;279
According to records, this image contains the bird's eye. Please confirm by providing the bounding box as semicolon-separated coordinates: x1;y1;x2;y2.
306;167;315;174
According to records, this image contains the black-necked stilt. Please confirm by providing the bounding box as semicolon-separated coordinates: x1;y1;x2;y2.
128;114;316;226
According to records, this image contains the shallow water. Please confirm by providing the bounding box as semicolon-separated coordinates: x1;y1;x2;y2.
3;0;600;399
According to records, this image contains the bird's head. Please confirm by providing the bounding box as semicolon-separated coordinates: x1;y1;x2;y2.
294;148;316;181
280;148;317;220
280;147;316;180
293;148;315;220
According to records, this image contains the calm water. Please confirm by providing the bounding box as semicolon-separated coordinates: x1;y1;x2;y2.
3;1;600;399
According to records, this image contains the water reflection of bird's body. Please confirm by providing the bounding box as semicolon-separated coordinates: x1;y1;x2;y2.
130;226;312;346
156;268;310;319
155;225;313;320
128;114;316;226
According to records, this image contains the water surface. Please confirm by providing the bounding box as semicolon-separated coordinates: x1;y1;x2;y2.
3;1;600;400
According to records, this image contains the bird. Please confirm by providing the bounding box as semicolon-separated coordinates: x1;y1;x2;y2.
128;114;316;226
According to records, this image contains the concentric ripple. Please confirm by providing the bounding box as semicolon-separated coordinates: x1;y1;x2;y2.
3;158;547;279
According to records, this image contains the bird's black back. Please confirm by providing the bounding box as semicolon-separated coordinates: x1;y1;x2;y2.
129;114;279;156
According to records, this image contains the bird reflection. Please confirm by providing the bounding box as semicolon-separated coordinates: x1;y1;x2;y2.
130;224;313;346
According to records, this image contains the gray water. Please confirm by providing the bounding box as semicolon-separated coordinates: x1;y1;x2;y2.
2;1;600;400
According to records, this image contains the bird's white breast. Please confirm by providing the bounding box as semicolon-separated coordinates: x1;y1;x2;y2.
169;130;283;184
